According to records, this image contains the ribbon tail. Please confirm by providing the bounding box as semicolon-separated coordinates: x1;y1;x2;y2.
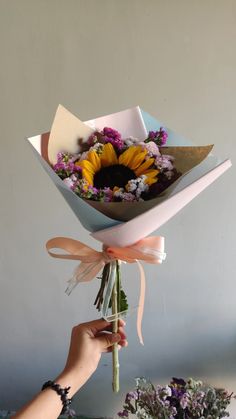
136;260;146;346
65;261;104;296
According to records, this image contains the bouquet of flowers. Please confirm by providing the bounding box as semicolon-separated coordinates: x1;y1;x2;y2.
53;126;180;204
118;377;236;418
27;105;231;392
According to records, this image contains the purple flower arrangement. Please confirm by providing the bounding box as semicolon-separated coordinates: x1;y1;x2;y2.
88;126;125;151
145;128;169;147
53;126;180;203
118;377;235;418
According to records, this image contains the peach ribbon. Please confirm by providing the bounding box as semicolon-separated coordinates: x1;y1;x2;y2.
46;236;166;345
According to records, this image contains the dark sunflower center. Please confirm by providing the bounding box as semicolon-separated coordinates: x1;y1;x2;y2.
94;164;136;189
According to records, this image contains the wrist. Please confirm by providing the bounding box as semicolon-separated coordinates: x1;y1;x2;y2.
41;381;72;415
55;369;84;398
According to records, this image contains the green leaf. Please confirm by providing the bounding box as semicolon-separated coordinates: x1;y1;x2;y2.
120;288;128;312
108;285;128;312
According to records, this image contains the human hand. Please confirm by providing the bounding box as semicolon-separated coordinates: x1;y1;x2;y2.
56;318;127;396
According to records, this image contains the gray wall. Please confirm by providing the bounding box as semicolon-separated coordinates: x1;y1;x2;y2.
0;0;236;417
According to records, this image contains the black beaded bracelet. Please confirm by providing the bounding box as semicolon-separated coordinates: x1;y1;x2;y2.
41;380;72;414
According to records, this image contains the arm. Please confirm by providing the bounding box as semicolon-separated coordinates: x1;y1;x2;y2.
12;318;127;419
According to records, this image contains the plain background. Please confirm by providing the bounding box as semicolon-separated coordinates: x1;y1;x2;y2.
0;0;236;417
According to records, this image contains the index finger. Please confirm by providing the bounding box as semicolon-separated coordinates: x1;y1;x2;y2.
81;318;126;334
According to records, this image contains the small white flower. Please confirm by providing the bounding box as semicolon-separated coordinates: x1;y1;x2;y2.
126;176;148;199
79;151;89;161
90;142;104;151
127;180;137;192
70;174;77;182
123;136;140;147
164;385;172;398
63;177;75;189
165;170;174;180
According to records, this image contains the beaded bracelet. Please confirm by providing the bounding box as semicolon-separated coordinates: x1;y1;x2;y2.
41;380;72;414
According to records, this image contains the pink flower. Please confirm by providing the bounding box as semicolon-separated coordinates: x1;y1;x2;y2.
155;155;174;171
142;141;161;156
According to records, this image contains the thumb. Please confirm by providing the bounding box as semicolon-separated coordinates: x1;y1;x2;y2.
97;332;121;350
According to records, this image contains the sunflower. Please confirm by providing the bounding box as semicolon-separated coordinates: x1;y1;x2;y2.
76;143;159;190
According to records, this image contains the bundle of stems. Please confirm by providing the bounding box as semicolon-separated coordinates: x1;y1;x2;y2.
94;260;121;392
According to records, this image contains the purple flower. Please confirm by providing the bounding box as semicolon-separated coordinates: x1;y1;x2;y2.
148;131;157;140
53;151;82;182
125;391;138;402
87;133;98;146
88;127;124;150
118;377;235;418
103;187;113;202
53;162;66;171
74;164;82;172
118;410;129;418
180;393;189;409
67;162;75;171
101;127;124;150
146;127;168;146
103;127;121;138
172;378;186;387
159;127;168;145
56;152;64;162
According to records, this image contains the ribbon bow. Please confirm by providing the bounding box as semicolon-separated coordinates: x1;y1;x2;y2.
46;236;166;345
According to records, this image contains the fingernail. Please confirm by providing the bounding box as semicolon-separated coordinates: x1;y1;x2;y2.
112;333;121;342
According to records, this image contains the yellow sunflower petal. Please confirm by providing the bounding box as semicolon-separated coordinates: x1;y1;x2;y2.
135;158;155;176
113;186;120;192
83;170;94;186
143;168;159;177
129;150;148;171
142;169;159;185
87;150;101;173
82;182;89;191
118;146;142;167
100;143;118;167
78;160;95;186
79;159;95;174
146;178;158;186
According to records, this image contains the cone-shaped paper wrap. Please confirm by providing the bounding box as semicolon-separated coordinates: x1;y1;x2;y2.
27;105;231;245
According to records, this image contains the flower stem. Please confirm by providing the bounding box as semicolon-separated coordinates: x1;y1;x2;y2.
112;261;120;393
116;260;121;312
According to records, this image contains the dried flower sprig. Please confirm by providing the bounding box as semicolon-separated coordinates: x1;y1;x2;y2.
145;127;168;146
118;377;236;419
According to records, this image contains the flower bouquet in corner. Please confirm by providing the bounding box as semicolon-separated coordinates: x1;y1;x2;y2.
118;377;236;418
27;105;231;392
